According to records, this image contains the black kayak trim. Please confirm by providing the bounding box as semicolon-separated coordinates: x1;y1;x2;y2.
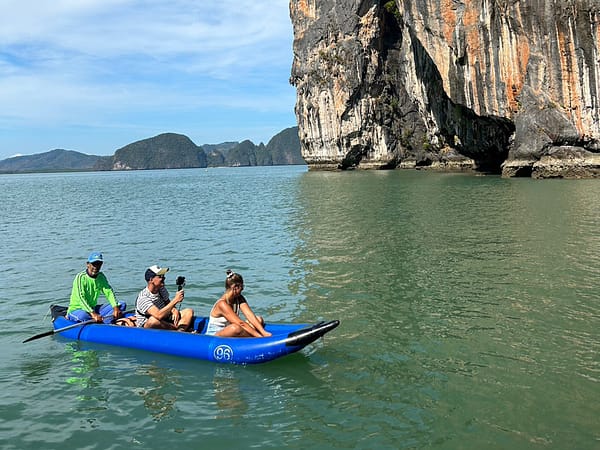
284;320;340;347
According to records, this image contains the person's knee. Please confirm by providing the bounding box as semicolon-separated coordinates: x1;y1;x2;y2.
230;323;243;335
144;317;161;328
68;310;91;322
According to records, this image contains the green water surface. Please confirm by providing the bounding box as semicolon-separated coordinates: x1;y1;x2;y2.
1;167;598;449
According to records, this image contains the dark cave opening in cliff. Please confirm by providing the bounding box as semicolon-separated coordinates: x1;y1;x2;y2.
511;166;534;177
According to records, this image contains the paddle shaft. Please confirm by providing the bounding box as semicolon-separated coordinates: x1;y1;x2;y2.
23;310;132;343
23;318;97;343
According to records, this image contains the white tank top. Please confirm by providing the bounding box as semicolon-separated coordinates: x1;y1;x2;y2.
205;299;239;335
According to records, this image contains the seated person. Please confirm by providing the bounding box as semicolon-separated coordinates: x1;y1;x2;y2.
67;251;126;323
205;269;271;337
135;265;193;331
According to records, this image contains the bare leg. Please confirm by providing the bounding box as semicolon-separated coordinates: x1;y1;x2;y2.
176;308;194;331
216;323;252;337
144;317;176;330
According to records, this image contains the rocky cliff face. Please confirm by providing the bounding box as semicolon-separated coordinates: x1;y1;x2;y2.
290;0;600;177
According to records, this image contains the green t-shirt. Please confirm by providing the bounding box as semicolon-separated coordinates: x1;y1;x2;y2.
67;270;118;313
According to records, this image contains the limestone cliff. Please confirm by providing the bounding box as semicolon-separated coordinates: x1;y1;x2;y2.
290;0;600;178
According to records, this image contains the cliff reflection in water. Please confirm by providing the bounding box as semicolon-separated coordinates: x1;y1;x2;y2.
290;169;600;448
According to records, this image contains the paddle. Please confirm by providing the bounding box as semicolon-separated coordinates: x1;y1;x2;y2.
23;318;98;343
23;309;132;343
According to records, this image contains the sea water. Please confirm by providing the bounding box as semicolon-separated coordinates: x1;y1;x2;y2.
1;166;598;449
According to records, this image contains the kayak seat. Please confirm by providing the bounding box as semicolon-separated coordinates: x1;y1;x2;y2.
51;304;68;321
193;317;208;334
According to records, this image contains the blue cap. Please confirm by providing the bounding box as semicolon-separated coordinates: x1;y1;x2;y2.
87;252;104;263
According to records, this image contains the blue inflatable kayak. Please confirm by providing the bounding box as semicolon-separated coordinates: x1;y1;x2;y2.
47;305;340;364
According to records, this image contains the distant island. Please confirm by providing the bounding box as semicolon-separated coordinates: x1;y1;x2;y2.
0;127;304;173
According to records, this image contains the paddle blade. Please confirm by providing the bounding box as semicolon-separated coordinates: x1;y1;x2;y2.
23;330;54;343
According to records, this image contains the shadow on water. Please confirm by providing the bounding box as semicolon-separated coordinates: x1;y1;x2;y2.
19;358;54;385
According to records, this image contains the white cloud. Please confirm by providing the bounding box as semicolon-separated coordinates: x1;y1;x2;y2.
0;1;291;71
0;0;296;158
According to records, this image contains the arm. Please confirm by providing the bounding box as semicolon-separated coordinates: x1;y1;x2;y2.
146;290;184;321
239;300;271;337
216;299;264;338
97;273;122;319
70;272;95;313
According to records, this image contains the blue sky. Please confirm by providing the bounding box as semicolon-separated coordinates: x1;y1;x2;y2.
0;1;297;160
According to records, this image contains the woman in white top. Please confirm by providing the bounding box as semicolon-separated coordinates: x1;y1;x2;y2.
205;270;271;337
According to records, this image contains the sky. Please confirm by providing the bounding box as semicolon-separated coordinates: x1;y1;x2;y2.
0;0;297;160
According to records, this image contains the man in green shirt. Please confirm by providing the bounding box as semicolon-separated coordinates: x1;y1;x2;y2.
66;252;126;323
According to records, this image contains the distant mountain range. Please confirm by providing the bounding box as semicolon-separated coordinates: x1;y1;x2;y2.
0;127;304;173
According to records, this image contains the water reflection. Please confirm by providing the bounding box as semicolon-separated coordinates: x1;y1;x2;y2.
64;342;102;392
290;170;600;447
60;341;112;429
130;361;252;422
5;167;599;448
136;365;178;422
212;366;248;419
